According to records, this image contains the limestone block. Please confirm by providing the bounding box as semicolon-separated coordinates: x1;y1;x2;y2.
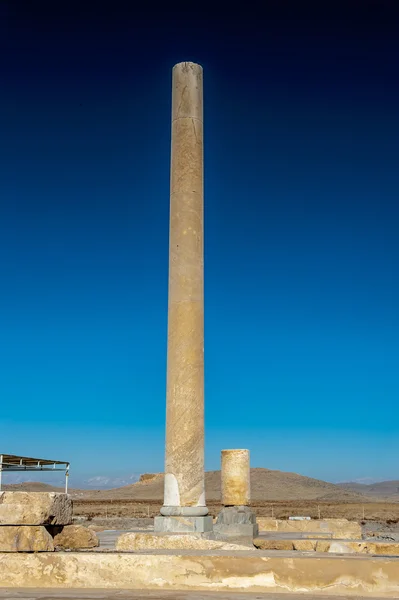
257;518;278;531
253;538;293;550
52;525;99;549
0;552;398;594
293;539;317;551
316;540;331;552
321;541;399;556
0;492;72;525
221;449;250;506
115;532;248;551
0;525;54;552
368;542;399;556
317;540;366;554
257;517;361;539
328;541;362;554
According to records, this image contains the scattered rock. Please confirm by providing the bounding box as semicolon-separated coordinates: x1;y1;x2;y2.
0;525;54;552
0;492;72;526
53;524;99;549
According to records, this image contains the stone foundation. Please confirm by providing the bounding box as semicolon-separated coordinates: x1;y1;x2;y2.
254;536;399;555
257;517;362;539
0;552;398;595
116;532;247;551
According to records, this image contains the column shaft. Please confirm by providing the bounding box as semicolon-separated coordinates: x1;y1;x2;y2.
161;62;206;516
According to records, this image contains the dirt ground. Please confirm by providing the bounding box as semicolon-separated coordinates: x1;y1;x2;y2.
73;498;399;524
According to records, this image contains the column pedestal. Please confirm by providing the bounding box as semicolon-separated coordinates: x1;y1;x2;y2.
154;516;213;534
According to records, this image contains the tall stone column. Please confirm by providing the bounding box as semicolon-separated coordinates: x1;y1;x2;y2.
155;62;211;533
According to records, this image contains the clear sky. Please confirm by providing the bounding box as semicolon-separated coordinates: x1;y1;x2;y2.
1;2;398;486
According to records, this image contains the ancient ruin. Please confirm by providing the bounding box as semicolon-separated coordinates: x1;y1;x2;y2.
1;61;399;597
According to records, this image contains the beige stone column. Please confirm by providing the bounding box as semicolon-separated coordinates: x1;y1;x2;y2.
160;62;207;517
221;449;250;506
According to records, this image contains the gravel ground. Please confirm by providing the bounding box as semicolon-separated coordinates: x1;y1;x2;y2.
362;519;399;541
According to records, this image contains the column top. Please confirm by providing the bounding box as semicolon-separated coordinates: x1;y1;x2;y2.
173;61;203;71
172;61;203;122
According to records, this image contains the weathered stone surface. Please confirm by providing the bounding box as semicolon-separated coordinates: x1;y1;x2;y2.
253;538;294;550
52;525;99;549
0;552;398;595
0;525;54;552
221;449;250;506
369;542;399;556
293;539;317;551
316;540;332;552
161;62;207;519
154;515;213;533
214;506;258;537
115;532;247;551
0;492;72;525
316;540;399;556
257;517;361;539
328;541;359;554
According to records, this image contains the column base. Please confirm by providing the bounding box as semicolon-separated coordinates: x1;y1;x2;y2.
213;506;258;538
160;505;208;517
154;515;213;534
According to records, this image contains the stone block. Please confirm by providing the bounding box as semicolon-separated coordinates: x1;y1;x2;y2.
115;532;247;551
154;515;213;533
214;523;257;538
0;552;398;595
293;539;317;551
52;525;99;549
257;517;361;539
368;542;399;556
253;537;293;550
0;525;54;552
0;492;72;525
214;506;258;538
316;540;331;552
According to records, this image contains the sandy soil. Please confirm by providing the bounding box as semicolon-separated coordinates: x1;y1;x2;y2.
72;498;399;524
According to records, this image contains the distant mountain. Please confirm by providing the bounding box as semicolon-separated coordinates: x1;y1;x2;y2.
337;480;399;499
337;478;387;485
86;468;367;502
83;474;140;489
3;482;64;492
2;472;140;490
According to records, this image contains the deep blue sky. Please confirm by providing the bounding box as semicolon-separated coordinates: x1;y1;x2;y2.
1;2;398;485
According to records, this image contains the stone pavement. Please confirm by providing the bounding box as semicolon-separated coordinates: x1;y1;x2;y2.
0;591;390;600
